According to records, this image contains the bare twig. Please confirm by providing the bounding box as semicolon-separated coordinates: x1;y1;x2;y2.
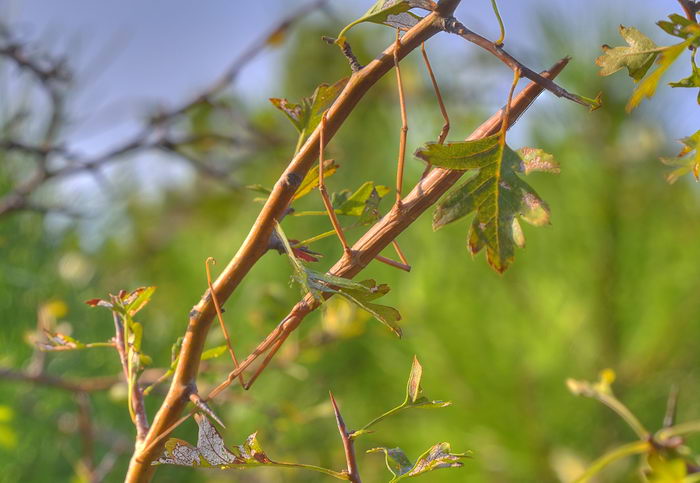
442;17;597;109
330;392;361;483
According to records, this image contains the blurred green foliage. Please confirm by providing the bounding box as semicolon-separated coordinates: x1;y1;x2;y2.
1;6;700;483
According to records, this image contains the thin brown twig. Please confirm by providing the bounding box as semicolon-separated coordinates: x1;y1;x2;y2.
330;392;361;483
442;17;596;108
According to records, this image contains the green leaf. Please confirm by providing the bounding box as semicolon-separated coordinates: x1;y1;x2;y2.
352;356;450;438
661;130;700;183
368;443;470;481
414;134;501;170
270;77;348;139
37;329;113;352
404;356;451;408
155;414;347;479
123;286;157;317
627;38;695;112
336;1;433;42
201;345;228;361
293;159;340;200
595;25;659;81
336;181;391;218
422;139;557;273
657;14;695;40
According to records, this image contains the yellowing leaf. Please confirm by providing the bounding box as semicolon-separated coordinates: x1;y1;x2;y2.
270;77;348;140
417;138;557;273
595;26;659;81
646;453;686;482
661;130;700;183
627;38;694;112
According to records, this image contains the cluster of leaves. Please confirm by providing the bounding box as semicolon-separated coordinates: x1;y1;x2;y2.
595;11;700;182
415;135;559;273
155;356;470;481
567;370;700;482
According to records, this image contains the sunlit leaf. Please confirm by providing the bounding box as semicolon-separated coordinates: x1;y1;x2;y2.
595;26;659;81
123;286;157;316
418;138;557;273
661;130;700;183
404;356;450;408
336;181;391;218
293;159;339;200
155;414;346;478
368;442;469;481
270;77;348;139
627;38;695;112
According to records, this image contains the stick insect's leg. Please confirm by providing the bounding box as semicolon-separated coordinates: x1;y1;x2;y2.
318;111;352;258
206;257;246;387
242;331;290;390
369;30;413;274
420;42;450;178
393;29;408;205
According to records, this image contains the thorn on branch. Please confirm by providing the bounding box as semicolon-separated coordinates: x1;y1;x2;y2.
329;391;361;483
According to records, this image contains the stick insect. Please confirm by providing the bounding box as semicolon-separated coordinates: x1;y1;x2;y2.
316;30;450;274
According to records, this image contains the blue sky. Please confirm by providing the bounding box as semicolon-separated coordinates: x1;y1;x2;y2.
6;0;696;154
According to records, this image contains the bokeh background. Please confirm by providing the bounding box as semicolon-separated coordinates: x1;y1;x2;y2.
1;0;699;481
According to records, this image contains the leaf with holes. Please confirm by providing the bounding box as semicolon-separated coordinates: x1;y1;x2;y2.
154;414;346;478
368;443;470;481
595;26;659;81
416;137;557;273
657;14;696;40
662;130;700;183
336;0;435;43
270;78;348;139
